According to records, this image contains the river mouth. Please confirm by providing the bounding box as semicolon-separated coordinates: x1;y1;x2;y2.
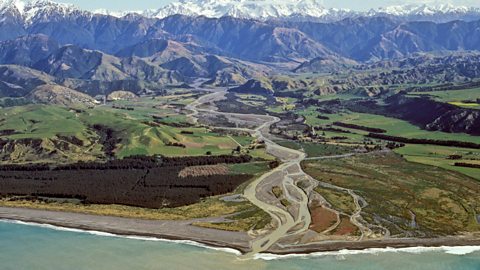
187;88;480;256
187;89;316;254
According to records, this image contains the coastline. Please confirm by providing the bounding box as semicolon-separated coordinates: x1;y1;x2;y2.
0;207;251;254
2;206;480;257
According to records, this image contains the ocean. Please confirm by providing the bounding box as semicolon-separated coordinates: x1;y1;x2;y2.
1;220;479;270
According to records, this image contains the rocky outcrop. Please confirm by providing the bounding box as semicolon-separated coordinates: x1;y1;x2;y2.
426;110;480;135
107;90;138;101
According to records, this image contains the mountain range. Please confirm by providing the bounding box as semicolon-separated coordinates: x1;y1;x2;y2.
0;0;479;103
96;0;480;23
1;0;480;24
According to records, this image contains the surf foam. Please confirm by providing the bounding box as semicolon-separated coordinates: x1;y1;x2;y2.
255;245;480;260
0;219;242;256
2;219;479;259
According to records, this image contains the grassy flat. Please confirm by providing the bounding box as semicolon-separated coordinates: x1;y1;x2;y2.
408;88;480;109
301;108;480;144
302;153;480;236
395;144;480;180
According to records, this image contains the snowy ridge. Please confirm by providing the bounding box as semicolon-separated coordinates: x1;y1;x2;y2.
373;3;473;16
108;0;480;22
0;0;91;24
1;0;480;23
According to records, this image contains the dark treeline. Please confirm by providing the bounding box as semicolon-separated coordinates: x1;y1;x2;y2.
112;105;134;111
0;155;252;171
160;155;252;167
367;133;480;149
454;163;480;169
333;122;387;133
0;129;18;136
0;155;254;208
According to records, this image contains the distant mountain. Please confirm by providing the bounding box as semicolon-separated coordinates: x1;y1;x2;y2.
0;3;479;63
0;64;56;97
2;0;479;24
96;0;480;23
131;0;354;22
0;0;480;25
0;0;480;101
0;34;59;65
0;0;90;24
371;4;480;22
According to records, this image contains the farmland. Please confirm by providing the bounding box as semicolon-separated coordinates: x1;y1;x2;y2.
302;152;480;237
0;92;270;164
300;109;480;144
1;75;480;245
285;99;480;179
408;88;480;109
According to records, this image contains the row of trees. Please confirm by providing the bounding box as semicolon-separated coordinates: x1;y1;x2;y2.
367;133;480;149
0;154;253;171
454;163;480;169
333;122;387;133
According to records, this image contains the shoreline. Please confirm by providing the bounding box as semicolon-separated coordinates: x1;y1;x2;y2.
0;207;251;254
2;207;480;257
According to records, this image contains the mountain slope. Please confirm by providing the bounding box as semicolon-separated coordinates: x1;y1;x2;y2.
28;84;98;106
0;2;479;63
0;64;55;97
156;15;338;62
0;34;59;66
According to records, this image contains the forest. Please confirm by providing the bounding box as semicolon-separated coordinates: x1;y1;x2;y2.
0;155;254;208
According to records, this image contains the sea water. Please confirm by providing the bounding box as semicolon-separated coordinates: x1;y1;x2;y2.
0;220;479;270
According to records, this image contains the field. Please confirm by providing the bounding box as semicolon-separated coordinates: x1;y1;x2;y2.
295;104;480;178
302;153;480;237
300;108;480;144
408;88;480;109
276;140;359;157
395;144;480;180
0;93;270;164
0;105;88;140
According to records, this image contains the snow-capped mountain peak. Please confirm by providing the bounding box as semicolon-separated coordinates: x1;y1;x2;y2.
0;0;90;24
374;3;473;16
146;0;345;20
0;0;24;12
369;3;480;22
24;0;84;22
95;0;480;22
1;0;480;24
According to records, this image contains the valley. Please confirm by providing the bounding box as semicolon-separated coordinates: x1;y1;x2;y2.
1;80;480;255
0;0;480;259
